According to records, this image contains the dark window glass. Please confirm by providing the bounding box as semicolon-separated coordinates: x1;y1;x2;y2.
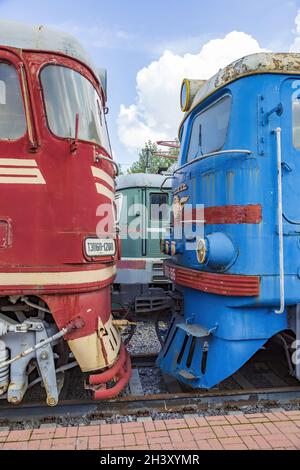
41;65;110;150
187;95;231;161
0;63;26;140
150;193;169;221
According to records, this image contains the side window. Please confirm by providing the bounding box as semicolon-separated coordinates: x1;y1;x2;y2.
187;95;231;161
292;80;300;150
0;63;26;140
0;80;6;104
150;193;169;221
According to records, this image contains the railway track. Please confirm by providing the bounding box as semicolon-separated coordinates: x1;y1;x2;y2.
1;384;300;424
1;343;300;425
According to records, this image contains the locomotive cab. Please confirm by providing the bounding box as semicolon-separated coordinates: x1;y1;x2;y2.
158;53;300;389
0;20;130;406
113;173;173;316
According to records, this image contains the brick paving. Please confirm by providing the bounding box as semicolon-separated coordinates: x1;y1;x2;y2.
1;410;300;450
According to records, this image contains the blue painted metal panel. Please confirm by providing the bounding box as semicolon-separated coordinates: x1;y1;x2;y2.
158;72;300;388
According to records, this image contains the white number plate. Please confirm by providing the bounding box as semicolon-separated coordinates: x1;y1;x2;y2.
85;238;116;257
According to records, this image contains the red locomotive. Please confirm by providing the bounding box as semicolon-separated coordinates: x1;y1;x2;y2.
0;20;131;406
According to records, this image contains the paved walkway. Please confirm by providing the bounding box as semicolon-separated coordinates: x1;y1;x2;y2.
1;410;300;450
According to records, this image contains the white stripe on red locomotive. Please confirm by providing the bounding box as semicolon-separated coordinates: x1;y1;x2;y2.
91;165;115;201
0;158;46;184
91;166;114;189
0;265;116;286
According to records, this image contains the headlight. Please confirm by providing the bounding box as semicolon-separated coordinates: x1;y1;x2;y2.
196;238;207;264
180;78;207;112
171;241;176;256
180;79;190;112
197;233;237;270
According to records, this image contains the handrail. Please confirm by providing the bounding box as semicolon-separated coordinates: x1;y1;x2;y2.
174;149;252;174
274;127;285;314
95;153;119;176
160;175;174;192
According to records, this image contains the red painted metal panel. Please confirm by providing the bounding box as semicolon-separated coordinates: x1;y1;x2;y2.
0;275;115;297
0;43;131;399
43;288;112;340
205;204;262;224
117;260;147;269
0;46;117;344
183;204;262;225
164;260;260;297
0;221;9;248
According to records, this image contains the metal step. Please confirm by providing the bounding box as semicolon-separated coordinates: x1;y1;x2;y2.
177;322;210;338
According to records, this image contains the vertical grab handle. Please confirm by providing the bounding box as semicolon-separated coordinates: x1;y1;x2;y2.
274;127;285;314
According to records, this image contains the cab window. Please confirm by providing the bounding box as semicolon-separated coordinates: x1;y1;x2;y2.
150;193;169;221
0;63;26;140
41;65;110;151
115;193;123;224
187;95;231;161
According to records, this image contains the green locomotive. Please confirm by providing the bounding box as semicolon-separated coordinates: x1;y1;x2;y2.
113;173;173;315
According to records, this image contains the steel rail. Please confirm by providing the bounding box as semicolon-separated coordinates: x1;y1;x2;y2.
1;385;300;423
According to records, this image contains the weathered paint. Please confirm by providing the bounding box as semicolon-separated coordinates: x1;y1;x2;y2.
0;27;129;402
180;52;300;134
0;19;100;87
90;344;132;400
117;259;147;269
68;315;121;371
182;204;262;225
164;260;260;296
158;52;300;389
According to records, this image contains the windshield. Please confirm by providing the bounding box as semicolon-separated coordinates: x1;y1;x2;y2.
41;65;110;150
0;63;26;140
187;95;231;161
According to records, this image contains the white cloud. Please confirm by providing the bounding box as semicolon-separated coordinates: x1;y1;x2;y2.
150;33;215;56
117;31;266;151
290;8;300;51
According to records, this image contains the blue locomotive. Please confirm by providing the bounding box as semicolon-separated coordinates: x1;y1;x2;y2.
158;52;300;388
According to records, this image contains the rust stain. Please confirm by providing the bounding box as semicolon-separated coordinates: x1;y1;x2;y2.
214;53;300;89
180;53;300;136
185;204;262;225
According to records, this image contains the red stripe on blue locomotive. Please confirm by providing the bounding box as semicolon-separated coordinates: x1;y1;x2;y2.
184;204;262;225
164;260;260;296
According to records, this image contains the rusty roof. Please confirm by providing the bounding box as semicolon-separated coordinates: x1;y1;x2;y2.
182;52;300;127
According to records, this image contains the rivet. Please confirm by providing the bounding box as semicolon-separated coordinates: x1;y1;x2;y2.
47;397;57;407
40;351;48;360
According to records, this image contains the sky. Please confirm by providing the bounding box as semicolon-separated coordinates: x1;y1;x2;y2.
0;0;300;170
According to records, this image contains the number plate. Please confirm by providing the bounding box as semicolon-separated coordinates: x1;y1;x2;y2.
85;238;116;257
